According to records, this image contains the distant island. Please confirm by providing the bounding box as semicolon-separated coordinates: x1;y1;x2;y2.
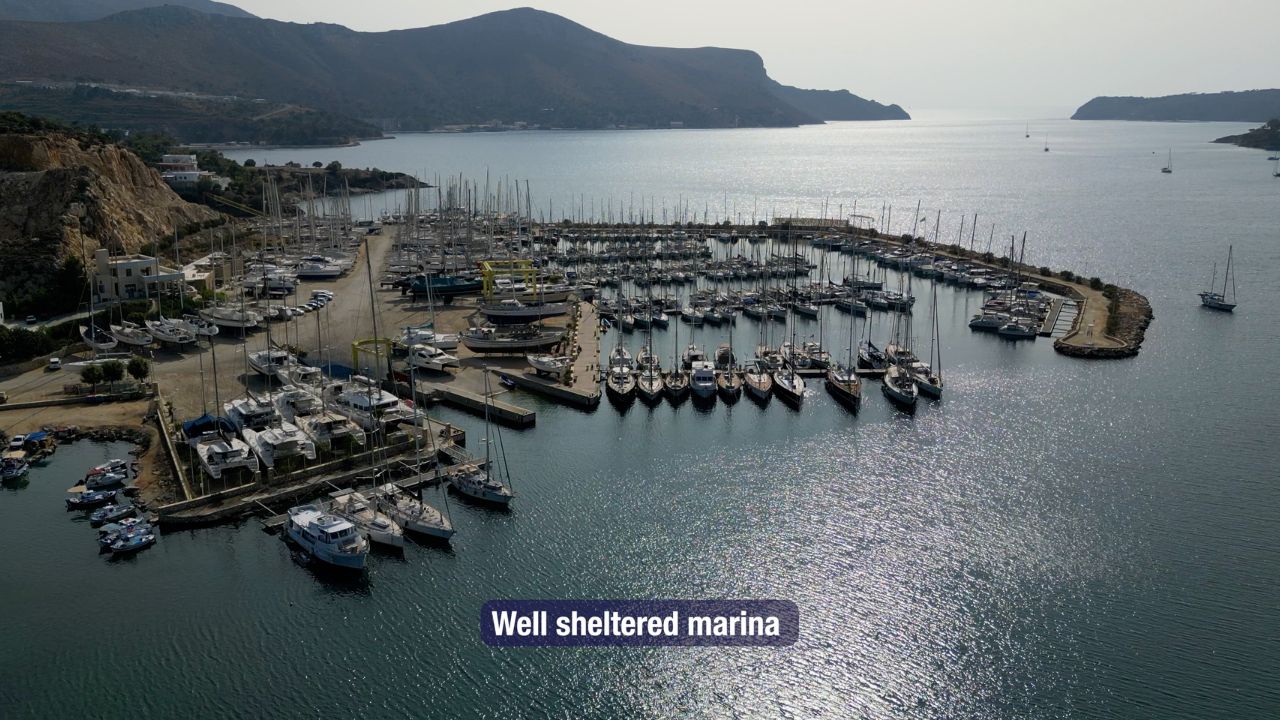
1213;119;1280;151
0;5;909;144
1071;90;1280;122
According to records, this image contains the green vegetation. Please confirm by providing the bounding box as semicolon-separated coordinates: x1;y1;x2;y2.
80;363;104;391
101;360;125;385
0;84;382;146
1214;118;1280;151
1073;90;1280;122
1;255;90;319
126;356;150;382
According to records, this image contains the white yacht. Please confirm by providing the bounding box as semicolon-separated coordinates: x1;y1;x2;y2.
194;432;259;479
274;385;323;420
331;490;404;549
299;410;365;450
406;344;460;372
109;321;154;347
294;255;343;279
145;317;196;344
276;364;325;391
526;354;571;375
248;348;296;377
448;464;513;506
179;313;219;337
399;325;459;350
376;483;455;540
200;306;261;330
689;360;717;399
325;375;413;430
224;395;280;431
241;421;316;469
284;505;368;570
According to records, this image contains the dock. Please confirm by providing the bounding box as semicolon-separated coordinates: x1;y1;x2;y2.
417;379;536;428
495;371;600;409
1039;298;1065;337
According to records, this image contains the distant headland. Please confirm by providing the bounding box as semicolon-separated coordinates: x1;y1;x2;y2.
1071;89;1280;122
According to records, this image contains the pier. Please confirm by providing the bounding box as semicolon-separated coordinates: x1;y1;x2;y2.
416;379;537;428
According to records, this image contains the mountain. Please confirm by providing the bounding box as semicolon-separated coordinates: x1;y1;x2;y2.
0;6;907;132
0;0;254;22
1072;90;1280;122
769;81;909;121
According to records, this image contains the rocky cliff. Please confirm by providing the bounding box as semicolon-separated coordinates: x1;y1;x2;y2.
0;130;220;313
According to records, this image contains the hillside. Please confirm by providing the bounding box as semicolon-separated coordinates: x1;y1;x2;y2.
0;83;382;145
0;0;253;22
0;6;906;131
1072;90;1280;122
0;113;220;315
769;81;909;121
1213;119;1280;151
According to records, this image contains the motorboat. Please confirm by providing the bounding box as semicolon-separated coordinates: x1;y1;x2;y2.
1;456;30;482
247;348;296;377
242;421;317;469
325;375;413;430
681;344;707;370
224;395;280;431
997;320;1038;339
376;483;455;541
299;411;366;450
89;503;136;527
83;471;127;491
274;385;323;420
332;490;404;549
398;325;459;350
448;464;514;506
689;360;717;400
109;531;157;556
109;321;154;347
285;505;368;570
294;255;343;279
66;489;116;509
968;312;1010;331
407;344;460;372
194;432;259;479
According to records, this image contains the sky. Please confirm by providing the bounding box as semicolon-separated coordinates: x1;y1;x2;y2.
230;1;1279;118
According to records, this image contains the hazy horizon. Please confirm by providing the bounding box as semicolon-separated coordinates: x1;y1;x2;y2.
228;0;1279;116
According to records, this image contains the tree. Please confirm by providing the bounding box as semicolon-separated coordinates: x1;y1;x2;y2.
127;357;150;383
243;158;256;167
311;161;323;168
101;360;125;387
326;160;342;173
80;364;104;392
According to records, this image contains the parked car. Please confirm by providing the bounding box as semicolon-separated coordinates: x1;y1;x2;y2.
25;315;37;325
7;434;25;450
46;357;61;372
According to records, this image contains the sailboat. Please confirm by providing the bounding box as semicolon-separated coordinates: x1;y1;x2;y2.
1198;246;1238;312
376;363;454;541
448;370;515;507
79;238;118;352
1043;135;1050;153
1025;122;1030;139
664;285;689;402
825;274;862;410
772;225;806;406
1161;148;1173;174
907;271;944;398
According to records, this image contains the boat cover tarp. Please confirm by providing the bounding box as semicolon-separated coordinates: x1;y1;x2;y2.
181;414;236;439
24;431;48;442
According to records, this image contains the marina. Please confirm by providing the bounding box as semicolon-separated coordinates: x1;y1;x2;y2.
1;117;1275;719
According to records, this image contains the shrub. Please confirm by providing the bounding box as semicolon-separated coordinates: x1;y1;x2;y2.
101;360;125;385
1089;277;1104;290
80;364;104;390
127;357;150;382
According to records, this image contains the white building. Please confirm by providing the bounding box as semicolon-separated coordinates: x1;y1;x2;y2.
93;248;184;302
